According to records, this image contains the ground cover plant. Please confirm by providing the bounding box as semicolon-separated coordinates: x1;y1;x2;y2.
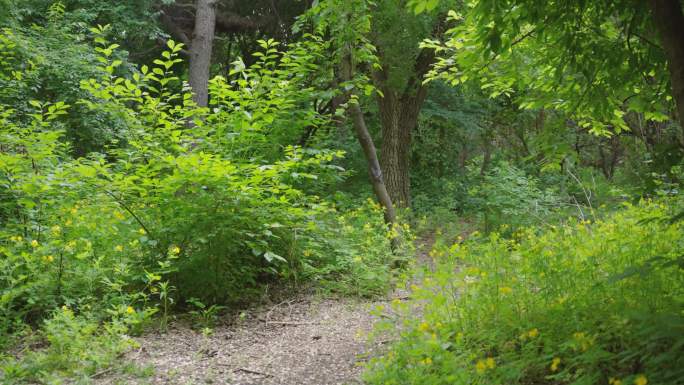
365;200;684;385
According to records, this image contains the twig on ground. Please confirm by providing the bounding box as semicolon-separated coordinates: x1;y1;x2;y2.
235;367;273;377
264;320;321;326
90;368;114;378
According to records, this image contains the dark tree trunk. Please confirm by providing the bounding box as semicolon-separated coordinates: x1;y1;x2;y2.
341;55;397;228
374;47;434;208
649;0;684;146
377;88;426;207
189;0;217;107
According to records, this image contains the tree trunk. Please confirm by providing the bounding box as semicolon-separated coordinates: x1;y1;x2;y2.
189;0;217;107
373;35;436;208
377;89;425;208
341;54;397;228
649;0;684;146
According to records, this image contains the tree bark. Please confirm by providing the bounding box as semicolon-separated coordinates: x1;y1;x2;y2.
374;50;433;208
341;53;397;228
648;0;684;146
377;90;425;207
188;0;217;107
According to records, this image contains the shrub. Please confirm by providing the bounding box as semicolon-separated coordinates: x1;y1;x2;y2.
468;161;560;232
365;200;684;385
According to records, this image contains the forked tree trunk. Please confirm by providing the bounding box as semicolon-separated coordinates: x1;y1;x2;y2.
341;54;397;228
189;0;217;107
649;0;684;147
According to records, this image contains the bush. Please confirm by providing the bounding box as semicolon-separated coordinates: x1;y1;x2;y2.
365;200;684;385
1;24;401;381
468;161;560;232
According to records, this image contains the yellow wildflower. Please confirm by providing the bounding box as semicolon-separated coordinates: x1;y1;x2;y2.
70;207;77;215
528;328;539;338
170;246;181;255
420;357;433;365
126;306;135;314
303;249;312;257
51;225;61;235
485;357;495;369
634;375;647;385
499;286;513;295
550;357;561;372
418;322;430;332
475;359;487;374
65;219;73;226
43;255;54;263
609;378;622;385
138;228;146;235
31;239;39;248
115;245;124;252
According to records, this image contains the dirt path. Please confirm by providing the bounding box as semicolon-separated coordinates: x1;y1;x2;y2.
96;237;434;385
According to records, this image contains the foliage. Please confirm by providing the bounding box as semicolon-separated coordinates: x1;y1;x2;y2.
469;161;560;232
421;1;673;135
1;21;400;381
1;307;136;384
303;198;414;296
365;200;684;385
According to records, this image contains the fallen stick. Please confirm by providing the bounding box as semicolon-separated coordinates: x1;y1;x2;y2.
265;320;320;326
90;367;114;378
235;367;273;377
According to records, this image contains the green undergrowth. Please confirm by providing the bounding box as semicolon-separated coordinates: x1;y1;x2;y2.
0;27;409;383
365;199;684;385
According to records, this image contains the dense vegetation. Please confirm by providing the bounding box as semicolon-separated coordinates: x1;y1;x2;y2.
1;0;683;383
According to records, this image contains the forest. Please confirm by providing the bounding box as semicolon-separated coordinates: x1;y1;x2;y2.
1;0;683;384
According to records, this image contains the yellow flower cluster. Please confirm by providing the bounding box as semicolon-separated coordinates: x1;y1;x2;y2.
550;357;561;372
572;332;594;351
417;322;430;333
475;357;496;374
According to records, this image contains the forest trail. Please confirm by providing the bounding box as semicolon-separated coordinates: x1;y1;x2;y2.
96;237;435;385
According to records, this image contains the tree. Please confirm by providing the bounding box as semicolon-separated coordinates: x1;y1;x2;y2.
188;0;217;106
649;0;684;142
158;0;311;106
304;0;399;227
369;1;448;207
419;0;684;146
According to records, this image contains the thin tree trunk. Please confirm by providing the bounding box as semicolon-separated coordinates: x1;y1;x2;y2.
649;0;684;147
189;0;217;107
341;53;397;228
